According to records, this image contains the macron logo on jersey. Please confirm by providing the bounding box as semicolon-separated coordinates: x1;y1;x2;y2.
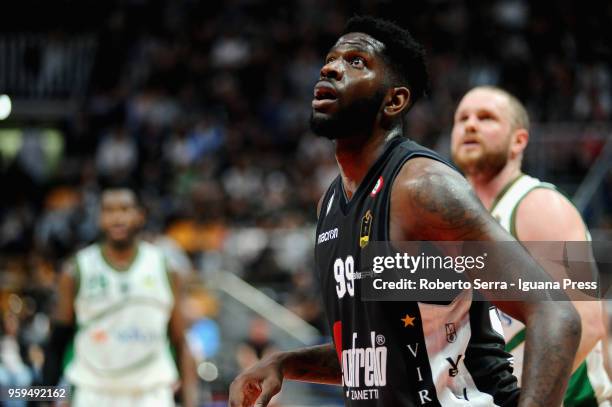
317;228;338;244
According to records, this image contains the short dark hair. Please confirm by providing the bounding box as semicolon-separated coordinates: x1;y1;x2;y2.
342;16;429;107
101;186;141;208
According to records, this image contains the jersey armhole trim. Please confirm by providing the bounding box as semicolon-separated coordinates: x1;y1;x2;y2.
490;173;525;214
509;185;556;238
510;182;568;240
505;327;526;352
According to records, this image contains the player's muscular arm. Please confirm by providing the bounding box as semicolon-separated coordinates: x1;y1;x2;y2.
280;343;342;383
228;343;341;407
391;158;581;407
168;270;198;407
390;158;503;242
42;261;77;385
54;262;77;324
516;188;605;372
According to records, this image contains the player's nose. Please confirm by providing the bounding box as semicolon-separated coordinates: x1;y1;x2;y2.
464;114;478;132
320;59;343;81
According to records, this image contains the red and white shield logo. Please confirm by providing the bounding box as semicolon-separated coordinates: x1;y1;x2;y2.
370;176;384;197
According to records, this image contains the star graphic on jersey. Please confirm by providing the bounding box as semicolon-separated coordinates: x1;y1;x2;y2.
401;314;416;327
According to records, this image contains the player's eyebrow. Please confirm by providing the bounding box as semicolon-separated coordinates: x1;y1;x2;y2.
325;46;373;61
332;35;385;55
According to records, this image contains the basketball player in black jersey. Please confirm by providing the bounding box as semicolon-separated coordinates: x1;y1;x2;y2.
229;17;581;407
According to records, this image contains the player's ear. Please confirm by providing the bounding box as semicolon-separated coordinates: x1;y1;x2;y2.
384;86;411;118
510;128;529;159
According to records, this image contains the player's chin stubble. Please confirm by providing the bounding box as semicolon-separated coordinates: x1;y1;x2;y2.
454;148;509;179
309;90;385;140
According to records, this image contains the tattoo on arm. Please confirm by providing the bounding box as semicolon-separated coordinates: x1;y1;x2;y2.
407;171;490;240
402;163;581;405
518;304;580;407
283;344;342;385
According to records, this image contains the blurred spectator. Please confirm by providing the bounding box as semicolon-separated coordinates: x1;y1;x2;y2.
210;33;251;69
34;186;82;258
95;125;138;184
236;317;277;371
166;180;228;256
181;282;222;360
234;318;281;405
0;312;33;407
16;129;48;184
0;203;35;253
285;270;327;334
574;64;612;121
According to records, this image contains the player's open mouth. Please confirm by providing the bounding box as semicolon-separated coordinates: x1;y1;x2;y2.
110;224;128;234
314;86;337;100
312;82;338;110
462;137;480;146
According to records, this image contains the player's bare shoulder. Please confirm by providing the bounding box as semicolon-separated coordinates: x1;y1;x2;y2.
389;157;490;241
516;186;587;241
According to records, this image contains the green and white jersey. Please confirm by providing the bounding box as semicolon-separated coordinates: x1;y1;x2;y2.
490;174;611;406
65;241;178;392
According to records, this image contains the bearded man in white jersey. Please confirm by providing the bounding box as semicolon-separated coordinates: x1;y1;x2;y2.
43;187;197;407
451;86;612;406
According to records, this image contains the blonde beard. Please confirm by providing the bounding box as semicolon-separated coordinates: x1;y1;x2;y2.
453;148;509;180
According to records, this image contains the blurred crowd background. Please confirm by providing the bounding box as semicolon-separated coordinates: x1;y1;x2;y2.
0;0;610;405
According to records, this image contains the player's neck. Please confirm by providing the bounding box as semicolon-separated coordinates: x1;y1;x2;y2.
469;162;522;210
101;240;138;269
334;128;393;200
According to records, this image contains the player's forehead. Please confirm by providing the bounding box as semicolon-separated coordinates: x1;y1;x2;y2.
457;88;510;116
101;189;137;207
329;32;385;56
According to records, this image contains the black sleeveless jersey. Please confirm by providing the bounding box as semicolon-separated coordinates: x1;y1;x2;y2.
315;137;520;406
